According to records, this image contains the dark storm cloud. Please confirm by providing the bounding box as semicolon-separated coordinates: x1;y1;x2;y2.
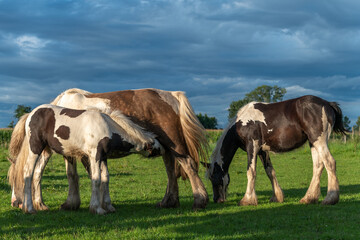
0;0;360;127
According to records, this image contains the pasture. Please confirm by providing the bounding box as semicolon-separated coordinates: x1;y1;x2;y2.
0;132;359;239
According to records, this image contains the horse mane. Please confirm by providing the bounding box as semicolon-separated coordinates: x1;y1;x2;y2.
51;88;92;105
172;91;209;171
206;117;237;178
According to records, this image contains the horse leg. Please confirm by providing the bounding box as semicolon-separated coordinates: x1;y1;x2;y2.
316;144;339;205
81;156;91;178
32;147;52;211
239;140;259;206
258;150;284;203
300;145;324;204
156;150;180;208
177;156;209;210
89;154;106;215
23;151;40;214
61;157;81;210
100;160;115;213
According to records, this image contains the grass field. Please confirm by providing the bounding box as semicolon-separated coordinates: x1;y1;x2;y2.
0;138;359;239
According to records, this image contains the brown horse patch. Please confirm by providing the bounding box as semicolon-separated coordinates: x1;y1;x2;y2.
28;108;63;155
56;125;70;140
60;109;86;118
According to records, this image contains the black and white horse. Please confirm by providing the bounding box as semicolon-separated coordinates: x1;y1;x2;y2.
206;95;346;205
8;104;161;214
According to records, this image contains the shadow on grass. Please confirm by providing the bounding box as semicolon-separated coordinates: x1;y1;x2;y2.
228;184;360;204
1;185;360;239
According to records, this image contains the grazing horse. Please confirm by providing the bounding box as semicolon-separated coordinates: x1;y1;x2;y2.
8;104;161;214
9;88;208;210
206;95;346;205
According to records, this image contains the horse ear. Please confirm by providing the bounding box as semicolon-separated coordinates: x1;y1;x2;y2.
200;161;211;169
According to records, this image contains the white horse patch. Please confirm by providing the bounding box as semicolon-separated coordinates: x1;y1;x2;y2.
236;102;267;126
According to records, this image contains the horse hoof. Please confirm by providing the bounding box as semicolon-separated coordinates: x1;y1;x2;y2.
23;206;37;214
270;195;284;203
192;201;207;210
192;197;208;210
90;207;106;215
238;198;258;206
299;197;318;204
321;191;339;205
321;197;339;205
156;195;180;208
105;204;116;213
34;202;49;211
11;199;22;208
89;205;107;215
61;201;80;211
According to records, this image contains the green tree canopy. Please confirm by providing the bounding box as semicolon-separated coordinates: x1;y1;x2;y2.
228;85;287;120
197;113;218;129
343;116;351;131
354;116;360;131
9;105;32;127
8;120;15;128
14;105;32;120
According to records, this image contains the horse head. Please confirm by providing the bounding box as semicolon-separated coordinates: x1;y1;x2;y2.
206;161;230;203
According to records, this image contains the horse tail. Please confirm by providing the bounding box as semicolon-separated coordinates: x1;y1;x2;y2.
173;91;209;174
108;110;157;150
329;102;348;136
9;113;29;160
8;127;29;193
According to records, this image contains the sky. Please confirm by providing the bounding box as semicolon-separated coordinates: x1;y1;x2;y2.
1;0;360;128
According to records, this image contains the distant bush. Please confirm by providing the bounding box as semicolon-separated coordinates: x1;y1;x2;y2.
0;129;12;147
206;130;223;145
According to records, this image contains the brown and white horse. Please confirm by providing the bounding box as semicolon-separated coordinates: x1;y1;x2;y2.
9;88;209;210
8;104;161;214
206;95;347;205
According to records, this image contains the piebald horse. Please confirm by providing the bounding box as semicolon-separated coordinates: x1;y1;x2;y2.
8;104;161;214
206;95;346;205
9;88;208;210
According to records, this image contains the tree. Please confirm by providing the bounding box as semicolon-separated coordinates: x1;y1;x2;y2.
197;113;218;129
228;98;251;120
8;105;32;127
14;105;32;120
343;116;351;131
354;116;360;131
228;85;287;120
8;121;14;128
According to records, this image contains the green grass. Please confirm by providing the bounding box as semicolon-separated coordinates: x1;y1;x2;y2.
0;140;360;239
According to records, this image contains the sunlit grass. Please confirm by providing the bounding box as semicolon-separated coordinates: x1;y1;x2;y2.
0;139;359;239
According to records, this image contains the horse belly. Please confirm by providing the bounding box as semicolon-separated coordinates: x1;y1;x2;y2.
263;126;307;153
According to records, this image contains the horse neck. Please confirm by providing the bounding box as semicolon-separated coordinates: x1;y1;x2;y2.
212;123;240;173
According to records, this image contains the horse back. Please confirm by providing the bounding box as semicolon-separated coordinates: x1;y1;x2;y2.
236;95;335;152
86;89;185;150
26;105;109;156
